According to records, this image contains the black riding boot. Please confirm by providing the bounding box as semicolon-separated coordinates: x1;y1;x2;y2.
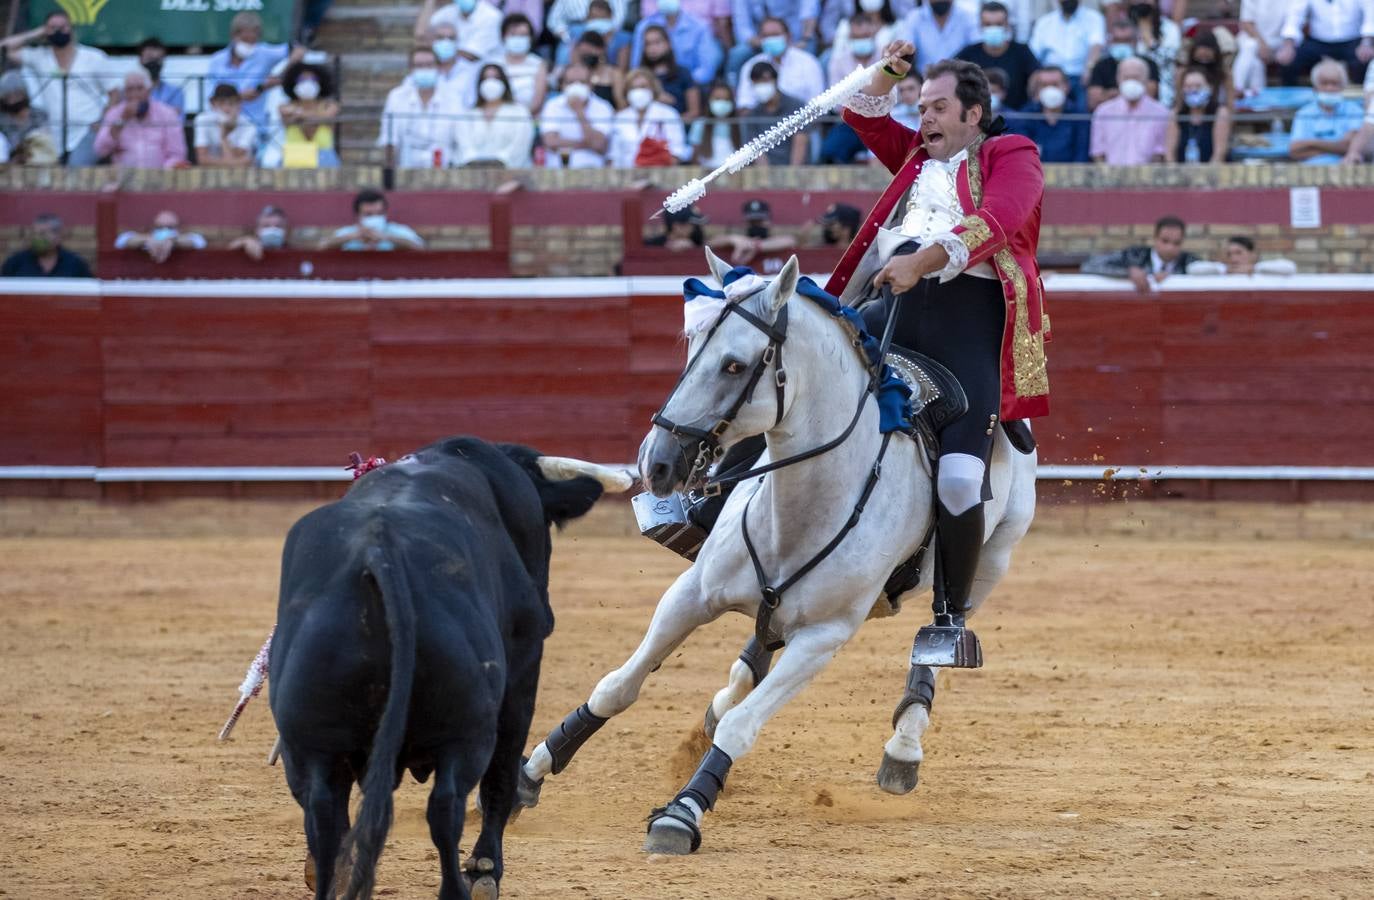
910;500;985;668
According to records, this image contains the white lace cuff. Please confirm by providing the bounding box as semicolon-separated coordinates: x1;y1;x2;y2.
843;89;896;118
924;232;969;283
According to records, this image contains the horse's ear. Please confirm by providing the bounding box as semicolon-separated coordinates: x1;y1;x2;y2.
767;255;800;313
704;245;733;285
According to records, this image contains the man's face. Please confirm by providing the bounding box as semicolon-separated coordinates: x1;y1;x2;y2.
140;46;165;68
562;63;590;88
897;78;922;106
1153;226;1184;262
33;219;62;247
213;98;241;121
45;14;72;40
233;24;262;46
1224;241;1256;273
760;20;787;42
1038;72;1067;96
980;9;1008;30
1109;21;1136;45
919;74;982;160
1117;59;1148;86
357;200;387;222
1313;69;1346;94
412;51;438;74
153;211;180;231
259;212;287;232
851;17;878;40
123;78;150;105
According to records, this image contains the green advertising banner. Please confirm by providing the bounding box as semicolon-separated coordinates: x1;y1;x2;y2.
27;0;294;49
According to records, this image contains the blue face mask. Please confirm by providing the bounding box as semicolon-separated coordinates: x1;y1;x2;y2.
658;0;681;13
849;37;875;57
412;68;439;90
761;35;787;57
1316;91;1343;108
151;227;178;242
456;0;477;13
981;25;1008;47
584;18;614;34
1183;88;1211;108
432;38;458;62
1108;43;1133;61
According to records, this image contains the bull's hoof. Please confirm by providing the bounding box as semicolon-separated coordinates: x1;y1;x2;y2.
703;701;719;740
642;801;701;855
470;875;499;900
304;853;316;891
464;857;499;900
876;752;920;795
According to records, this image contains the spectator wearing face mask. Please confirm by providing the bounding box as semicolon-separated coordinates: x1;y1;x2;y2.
552;0;632;65
1089;55;1167;164
1080;215;1199;292
1232;0;1289;98
1165;66;1229;163
418;0;504;64
278;62;340;168
690;82;743;165
229;206;292;260
729;0;820;81
1029;0;1105;92
904;0;981;72
422;23;469;96
817;203;862;246
828;12;885;87
484;14;548;114
539;63;615;167
115;210;208;264
632;25;701;118
1009;66;1090;161
3;11;120;165
208;12;304;127
956;3;1041;110
643;0;733;50
94;69;187;169
1126;1;1180;106
2;214;93;278
739;61;809;165
645;203;707;249
563;32;626;107
890;70;924;130
609;68;691;166
1085;17;1159;110
195;84;258;168
380;47;463;168
1275;0;1374;87
322;189;426;251
713;198;799;264
735;18;824;109
1182;32;1232;108
455;64;536;167
1289;59;1365;165
821;0;913;56
138;38;185;115
0;71;58;166
631;0;724;89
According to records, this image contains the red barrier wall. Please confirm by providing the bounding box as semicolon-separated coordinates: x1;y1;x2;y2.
3;283;1372;468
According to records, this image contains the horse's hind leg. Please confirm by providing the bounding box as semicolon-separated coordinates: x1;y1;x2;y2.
704;636;775;739
521;569;717;803
644;620;854;854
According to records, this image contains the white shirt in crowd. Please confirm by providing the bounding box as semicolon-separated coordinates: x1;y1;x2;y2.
539;91;616;168
826;35;886;88
1234;0;1293;94
378;80;464;168
735;47;825;109
1240;0;1290;45
455;103;536;167
1029;5;1106;78
19;44;119;154
899;148;996;280
0;132;10;163
430;0;505;58
480;54;542;109
827;18;897;80
608;100;689;167
1281;0;1374;43
193;108;259;160
547;0;630;38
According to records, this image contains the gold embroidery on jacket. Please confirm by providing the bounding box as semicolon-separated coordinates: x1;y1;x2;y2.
994;247;1049;397
958;214;993;253
964;134;987;207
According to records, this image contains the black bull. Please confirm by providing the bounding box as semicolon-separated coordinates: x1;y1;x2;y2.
269;437;606;900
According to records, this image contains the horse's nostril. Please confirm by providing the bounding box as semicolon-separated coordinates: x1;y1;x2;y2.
649;462;671;485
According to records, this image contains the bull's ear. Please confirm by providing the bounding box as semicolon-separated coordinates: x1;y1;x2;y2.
766;255;800;313
704;245;733;285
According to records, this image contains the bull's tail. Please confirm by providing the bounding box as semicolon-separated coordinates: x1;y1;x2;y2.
335;543;416;900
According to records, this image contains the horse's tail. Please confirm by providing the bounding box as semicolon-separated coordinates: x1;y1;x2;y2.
335;542;416;900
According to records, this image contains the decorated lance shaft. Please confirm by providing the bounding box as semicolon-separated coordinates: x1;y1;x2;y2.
218;626;275;741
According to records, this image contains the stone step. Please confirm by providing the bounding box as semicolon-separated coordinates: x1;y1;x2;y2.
315;9;421;55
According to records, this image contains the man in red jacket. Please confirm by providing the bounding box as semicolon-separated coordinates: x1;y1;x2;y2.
829;45;1050;652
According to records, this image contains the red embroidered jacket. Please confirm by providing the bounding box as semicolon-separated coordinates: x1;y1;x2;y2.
825;108;1051;420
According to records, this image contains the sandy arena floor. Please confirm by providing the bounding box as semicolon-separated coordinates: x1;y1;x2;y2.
1;498;1372;900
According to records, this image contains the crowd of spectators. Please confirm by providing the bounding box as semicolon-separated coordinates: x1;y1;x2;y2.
2;0;1374;169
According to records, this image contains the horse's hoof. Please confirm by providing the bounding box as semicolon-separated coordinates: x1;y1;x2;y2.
643;801;701;855
876;752;920;795
516;759;543;811
703;701;719;740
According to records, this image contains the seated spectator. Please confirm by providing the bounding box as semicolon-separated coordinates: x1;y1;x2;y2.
208;12;303;127
419;0;503;64
455;64;536;167
1128;1;1180;106
689;82;742;165
487;14;548;114
905;0;981;71
957;2;1041;110
820;0;914;51
1009;66;1090;162
1080;215;1200;292
1182;31;1233;108
229;205;292;260
138;38;185;115
728;0;818;81
424;21;471;97
631;0;723;90
566;32;625;108
554;0;633;69
1289;59;1365;165
645;203;707;249
1341;65;1374;163
1;214;93;277
818;203;862;245
712;198;799;264
1276;0;1374;87
827;12;884;88
735;18;824;109
539;63;615;167
550;0;629;44
322;189;425;251
4;10;119;165
891;70;924;131
94;70;187;169
986;68;1011;113
1233;0;1289;99
1029;0;1105;93
278;61;340;168
195;85;258;168
1086;17;1160;111
1089;56;1167;164
0;71;58;166
740;62;809;165
1166;66;1229;163
636;25;702;119
115;210;208;263
609;68;691;166
380;47;462;168
1186;235;1298;275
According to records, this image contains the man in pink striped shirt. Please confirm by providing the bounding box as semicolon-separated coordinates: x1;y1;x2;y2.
93;69;186;169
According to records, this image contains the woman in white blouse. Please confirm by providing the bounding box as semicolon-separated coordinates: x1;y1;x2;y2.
454;64;537;168
608;68;690;168
488;13;548;114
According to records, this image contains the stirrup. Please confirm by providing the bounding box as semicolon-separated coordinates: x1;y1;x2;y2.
632;491;708;561
910;621;983;669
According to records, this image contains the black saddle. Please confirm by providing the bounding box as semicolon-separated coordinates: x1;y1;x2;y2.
884;345;1036;457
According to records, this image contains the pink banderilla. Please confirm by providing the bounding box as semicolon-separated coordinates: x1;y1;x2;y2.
218;626;275;741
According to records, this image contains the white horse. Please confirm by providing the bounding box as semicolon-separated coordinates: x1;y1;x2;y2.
519;249;1037;854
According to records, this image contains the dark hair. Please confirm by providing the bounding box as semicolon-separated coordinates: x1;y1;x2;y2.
749;60;779;81
353;189;387;214
699;80;743;148
138;37;166;53
641;25;679;69
477;64;515;103
981;2;1009;17
850;11;880;28
34;212;63;230
1154;215;1186;235
411;44;438;64
985;68;1008;90
1227;235;1255;252
588;0;613;16
762;16;790;36
501;12;533;37
922;58;993;132
576;31;606;50
283;61;335;101
210;83;241;102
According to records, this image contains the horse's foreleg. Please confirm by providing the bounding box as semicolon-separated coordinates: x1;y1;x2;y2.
643;620;853;855
703;636;775;739
877;664;935;794
521;570;716;806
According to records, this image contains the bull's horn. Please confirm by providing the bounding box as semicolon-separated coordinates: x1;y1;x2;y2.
537;457;635;492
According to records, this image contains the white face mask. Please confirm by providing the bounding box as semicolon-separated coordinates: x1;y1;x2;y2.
479;78;506;102
1316;91;1343;108
563;81;591;101
752;80;777;103
257;225;286;248
1038;85;1067;109
858;0;885;11
233;40;256;59
360;214;388;231
504;34;531;55
1119;78;1146;102
627;86;653;110
294;79;320;100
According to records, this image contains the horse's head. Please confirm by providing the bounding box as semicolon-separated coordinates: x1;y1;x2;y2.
639;246;800;497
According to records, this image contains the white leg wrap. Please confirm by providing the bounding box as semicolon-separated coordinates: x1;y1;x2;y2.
884;704;929;764
937;453;985;515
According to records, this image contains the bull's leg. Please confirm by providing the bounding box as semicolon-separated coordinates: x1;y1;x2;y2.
428;749;484;900
703;636;775;740
521;570;716;803
644;620;855;854
284;751;352;899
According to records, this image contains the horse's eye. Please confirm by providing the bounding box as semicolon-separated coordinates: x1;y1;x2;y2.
722;359;746;376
